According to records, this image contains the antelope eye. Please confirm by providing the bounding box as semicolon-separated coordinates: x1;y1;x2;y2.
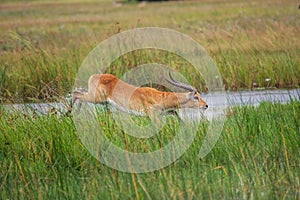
194;96;199;100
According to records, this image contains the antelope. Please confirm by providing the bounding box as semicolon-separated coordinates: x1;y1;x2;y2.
72;72;208;117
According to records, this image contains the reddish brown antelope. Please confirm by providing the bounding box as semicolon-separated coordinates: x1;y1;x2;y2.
72;72;208;116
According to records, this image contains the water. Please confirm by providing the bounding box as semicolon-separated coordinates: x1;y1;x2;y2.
200;89;299;121
4;89;300;117
205;89;299;107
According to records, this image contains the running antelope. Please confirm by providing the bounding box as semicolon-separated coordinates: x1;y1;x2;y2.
72;72;208;116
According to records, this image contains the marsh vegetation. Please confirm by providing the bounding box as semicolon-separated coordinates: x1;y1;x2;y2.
0;0;299;199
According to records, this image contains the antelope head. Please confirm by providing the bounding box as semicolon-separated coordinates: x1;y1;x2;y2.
164;72;208;110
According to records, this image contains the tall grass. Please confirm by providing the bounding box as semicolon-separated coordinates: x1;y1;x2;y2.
0;101;299;199
0;0;299;102
0;1;299;199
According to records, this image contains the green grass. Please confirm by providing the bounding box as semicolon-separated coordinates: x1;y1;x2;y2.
0;0;299;199
0;101;299;199
0;0;299;102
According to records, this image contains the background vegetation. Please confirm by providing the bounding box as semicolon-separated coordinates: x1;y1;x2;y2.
0;0;299;103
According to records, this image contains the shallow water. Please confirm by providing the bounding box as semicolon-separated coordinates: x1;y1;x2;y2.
200;89;299;121
4;89;300;117
204;89;299;107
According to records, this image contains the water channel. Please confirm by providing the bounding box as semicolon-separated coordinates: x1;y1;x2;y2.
4;89;300;119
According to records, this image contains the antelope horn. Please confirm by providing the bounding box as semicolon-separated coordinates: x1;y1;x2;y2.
164;71;197;92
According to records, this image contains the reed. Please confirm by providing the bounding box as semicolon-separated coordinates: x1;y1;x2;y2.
0;101;299;199
0;0;299;102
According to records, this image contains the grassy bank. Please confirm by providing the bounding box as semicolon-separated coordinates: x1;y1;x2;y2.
0;0;299;102
0;101;299;199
